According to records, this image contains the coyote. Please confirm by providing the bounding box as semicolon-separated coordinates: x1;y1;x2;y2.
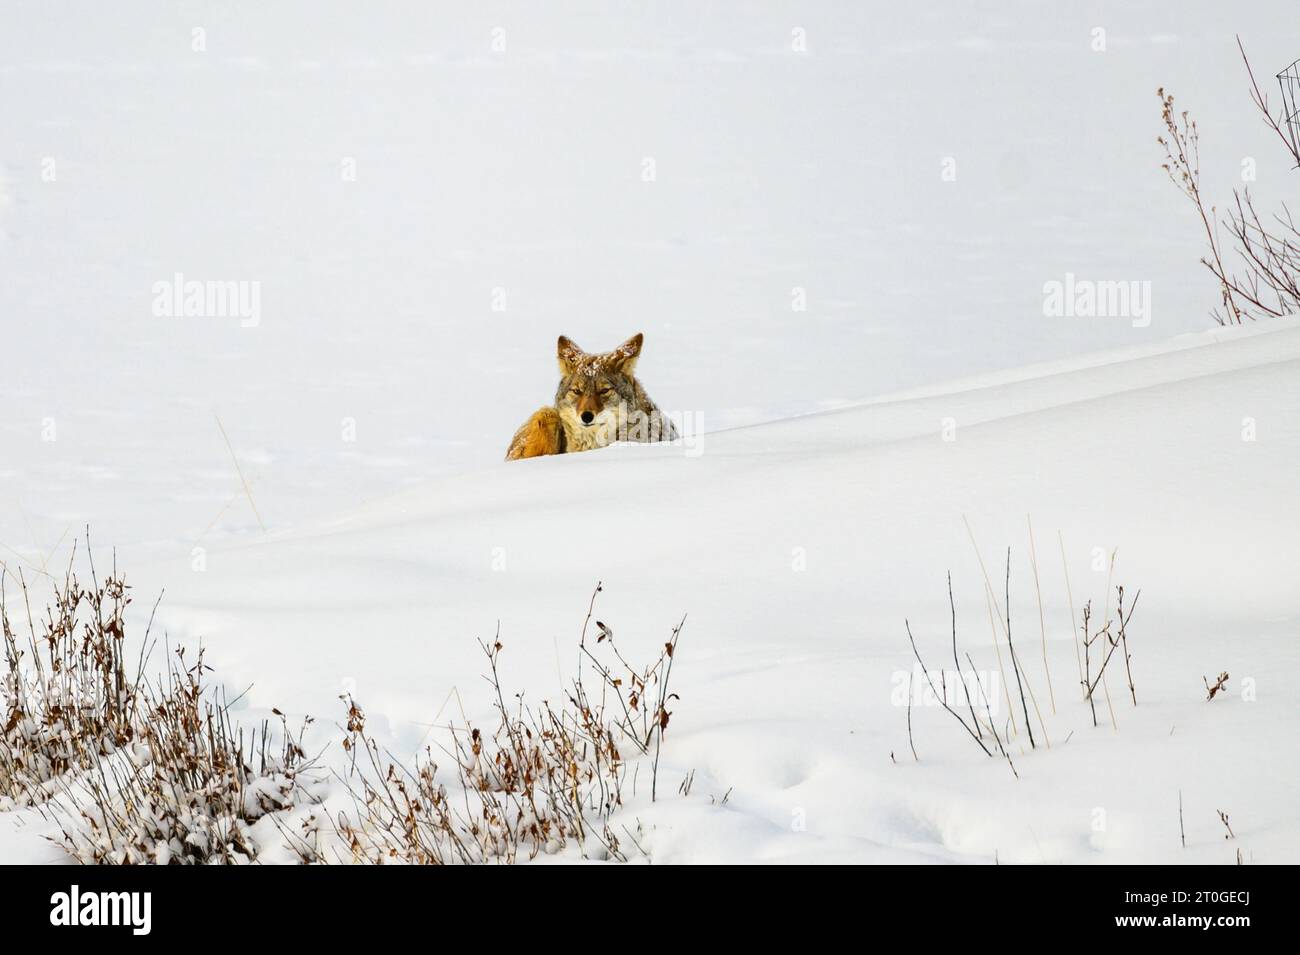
505;333;678;460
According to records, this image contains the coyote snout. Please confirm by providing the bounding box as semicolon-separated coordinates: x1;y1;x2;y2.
573;392;603;426
505;333;678;460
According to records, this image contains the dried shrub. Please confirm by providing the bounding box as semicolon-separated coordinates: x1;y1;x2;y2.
905;544;1141;773
1204;671;1230;701
7;553;684;866
1159;39;1300;325
1079;584;1141;727
333;583;684;864
2;541;317;863
45;645;317;864
1;549;145;808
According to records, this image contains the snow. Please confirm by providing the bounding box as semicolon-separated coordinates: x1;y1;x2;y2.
3;2;1299;863
7;318;1300;864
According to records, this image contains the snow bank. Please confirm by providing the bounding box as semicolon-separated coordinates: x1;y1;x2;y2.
6;320;1289;864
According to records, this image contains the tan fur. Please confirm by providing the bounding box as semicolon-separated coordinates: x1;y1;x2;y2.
505;406;564;460
504;333;677;461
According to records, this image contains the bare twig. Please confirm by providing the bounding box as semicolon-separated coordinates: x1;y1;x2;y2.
905;620;993;758
1179;790;1186;849
1205;671;1230;701
948;572;981;736
966;652;1016;779
1159;39;1300;325
906;672;919;761
1217;809;1236;840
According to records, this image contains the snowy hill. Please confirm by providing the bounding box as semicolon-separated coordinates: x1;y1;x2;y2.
7;319;1295;864
4;2;1300;866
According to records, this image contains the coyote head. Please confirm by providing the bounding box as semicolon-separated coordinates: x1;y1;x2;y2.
554;333;646;445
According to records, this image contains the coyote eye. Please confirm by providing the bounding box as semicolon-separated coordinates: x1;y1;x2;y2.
597;387;611;397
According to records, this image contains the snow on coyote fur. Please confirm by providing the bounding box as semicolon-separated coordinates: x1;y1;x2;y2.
506;333;678;460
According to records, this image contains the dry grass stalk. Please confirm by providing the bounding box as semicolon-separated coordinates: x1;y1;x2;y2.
965;517;1018;734
963;521;1050;745
1058;532;1085;701
1003;548;1041;750
983;588;1018;735
332;584;685;864
1026;516;1055;714
1096;550;1119;730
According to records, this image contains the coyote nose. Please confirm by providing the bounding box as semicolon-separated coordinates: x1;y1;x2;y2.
580;411;595;425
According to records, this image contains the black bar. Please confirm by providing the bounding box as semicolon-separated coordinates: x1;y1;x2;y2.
0;862;1274;941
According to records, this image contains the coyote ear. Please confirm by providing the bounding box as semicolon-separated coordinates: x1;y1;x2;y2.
557;335;586;374
608;333;644;374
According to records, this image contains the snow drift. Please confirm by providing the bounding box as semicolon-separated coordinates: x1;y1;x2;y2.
7;319;1297;864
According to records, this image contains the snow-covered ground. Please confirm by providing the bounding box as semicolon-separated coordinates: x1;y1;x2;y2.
5;319;1299;864
2;3;1300;863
